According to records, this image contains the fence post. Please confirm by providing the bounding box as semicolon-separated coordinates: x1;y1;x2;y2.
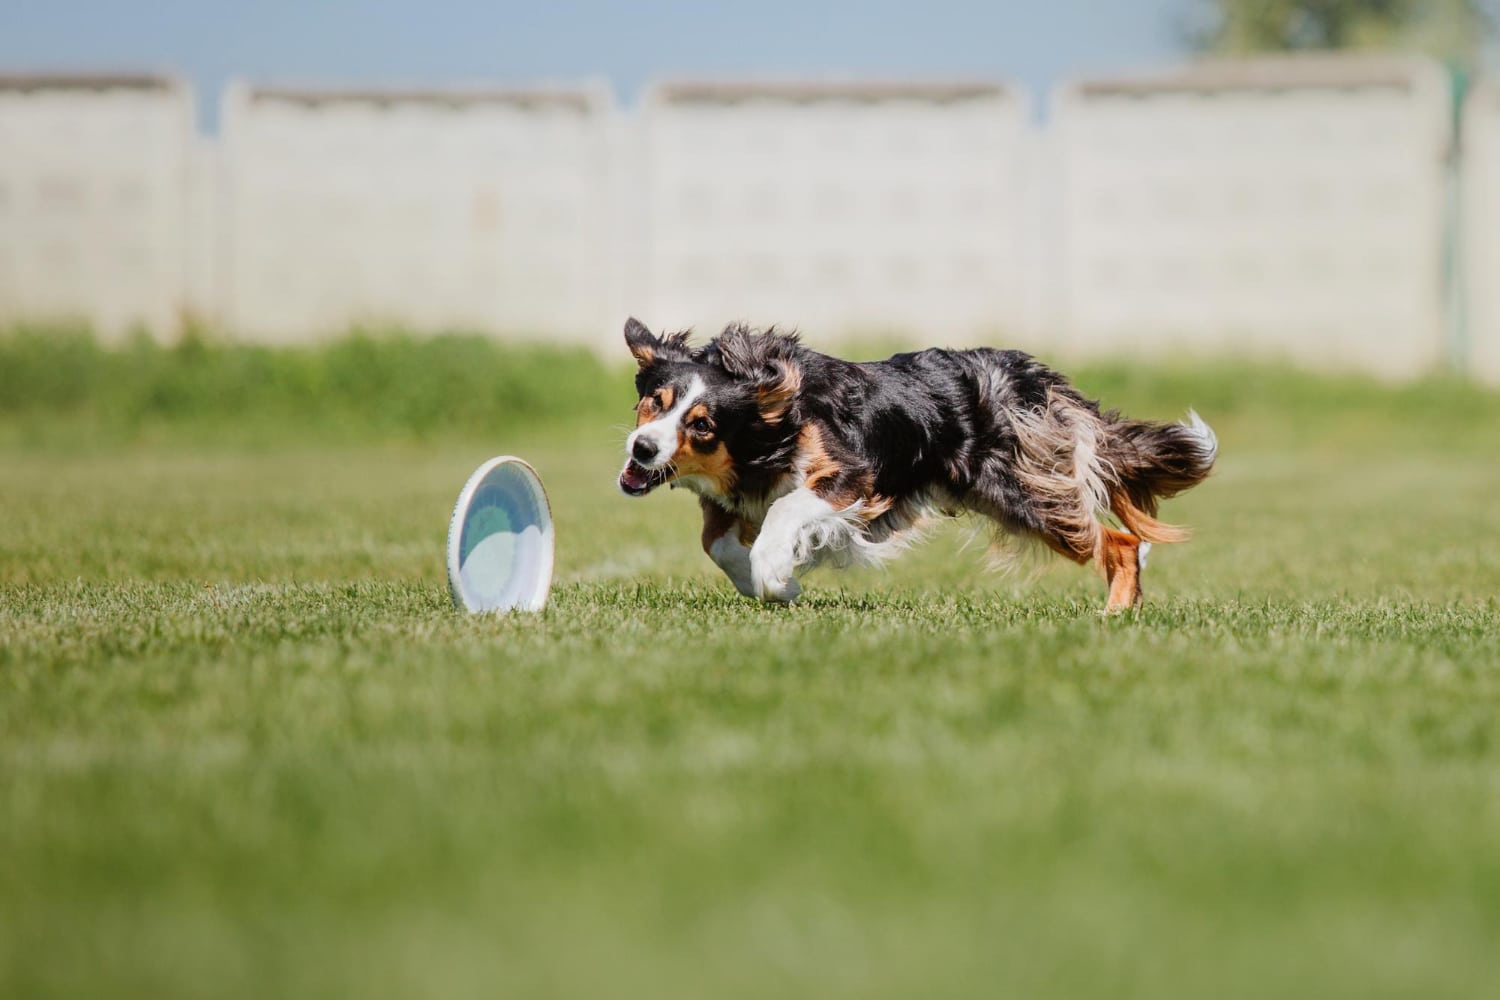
1443;64;1470;376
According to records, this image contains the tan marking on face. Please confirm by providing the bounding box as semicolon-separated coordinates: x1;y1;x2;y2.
670;437;736;495
634;395;660;427
658;384;675;411
684;402;710;427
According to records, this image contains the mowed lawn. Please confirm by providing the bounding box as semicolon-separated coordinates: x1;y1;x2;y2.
3;368;1500;999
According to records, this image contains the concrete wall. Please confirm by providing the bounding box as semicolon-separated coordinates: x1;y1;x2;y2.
636;81;1033;346
1;57;1495;383
1464;80;1500;384
0;73;194;340
219;81;616;346
1050;55;1452;377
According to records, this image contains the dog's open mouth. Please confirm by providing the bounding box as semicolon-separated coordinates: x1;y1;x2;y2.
619;459;671;497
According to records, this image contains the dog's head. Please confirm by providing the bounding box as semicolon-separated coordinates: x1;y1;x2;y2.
617;317;802;499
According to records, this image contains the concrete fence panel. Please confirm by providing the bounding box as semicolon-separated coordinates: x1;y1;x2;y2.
0;73;195;340
219;81;617;346
1050;55;1452;377
636;80;1034;346
1464;80;1500;385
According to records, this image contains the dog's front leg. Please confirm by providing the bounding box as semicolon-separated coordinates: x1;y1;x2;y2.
700;498;756;597
749;487;842;603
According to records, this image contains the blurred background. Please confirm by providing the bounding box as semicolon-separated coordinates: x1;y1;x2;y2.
0;0;1496;384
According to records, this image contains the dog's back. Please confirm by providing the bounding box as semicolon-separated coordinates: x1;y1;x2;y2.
798;343;1218;600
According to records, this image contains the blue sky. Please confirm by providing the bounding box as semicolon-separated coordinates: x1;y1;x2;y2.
0;0;1186;127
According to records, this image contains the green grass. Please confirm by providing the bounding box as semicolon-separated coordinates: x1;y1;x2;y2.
3;349;1500;999
0;325;616;446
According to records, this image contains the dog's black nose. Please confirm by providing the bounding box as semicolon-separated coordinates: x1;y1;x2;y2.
632;438;658;464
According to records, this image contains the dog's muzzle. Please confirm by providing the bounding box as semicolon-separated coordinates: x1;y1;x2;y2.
619;459;670;497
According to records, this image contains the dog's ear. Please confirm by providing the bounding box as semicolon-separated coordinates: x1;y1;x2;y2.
714;324;802;424
756;357;801;423
625;317;693;369
624;317;661;369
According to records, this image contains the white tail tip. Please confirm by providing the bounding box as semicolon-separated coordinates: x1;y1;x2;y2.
1183;410;1218;465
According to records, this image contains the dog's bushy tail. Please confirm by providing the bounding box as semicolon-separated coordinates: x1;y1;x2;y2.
1100;411;1218;544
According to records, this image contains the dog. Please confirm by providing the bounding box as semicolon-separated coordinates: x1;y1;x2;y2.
616;317;1216;612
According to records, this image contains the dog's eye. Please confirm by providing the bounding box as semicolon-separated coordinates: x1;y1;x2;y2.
688;417;713;435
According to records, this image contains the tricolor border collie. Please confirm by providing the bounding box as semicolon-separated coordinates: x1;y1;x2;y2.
617;318;1217;612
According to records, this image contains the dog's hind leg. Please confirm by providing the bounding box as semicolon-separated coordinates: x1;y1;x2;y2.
993;500;1137;613
1098;527;1144;613
1030;522;1142;614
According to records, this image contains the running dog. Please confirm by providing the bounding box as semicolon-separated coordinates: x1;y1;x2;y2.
616;318;1216;612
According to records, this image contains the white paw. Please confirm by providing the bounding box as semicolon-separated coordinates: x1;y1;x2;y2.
757;574;802;604
750;551;802;604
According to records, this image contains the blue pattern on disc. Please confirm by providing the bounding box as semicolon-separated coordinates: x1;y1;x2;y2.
449;459;553;613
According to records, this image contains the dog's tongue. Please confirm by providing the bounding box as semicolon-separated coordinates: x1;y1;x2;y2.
620;461;652;492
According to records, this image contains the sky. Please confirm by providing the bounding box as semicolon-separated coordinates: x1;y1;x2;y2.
0;0;1187;128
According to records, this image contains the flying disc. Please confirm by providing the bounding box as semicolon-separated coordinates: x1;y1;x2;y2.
446;456;554;613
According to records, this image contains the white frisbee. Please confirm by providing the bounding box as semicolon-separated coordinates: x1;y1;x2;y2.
446;456;554;613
